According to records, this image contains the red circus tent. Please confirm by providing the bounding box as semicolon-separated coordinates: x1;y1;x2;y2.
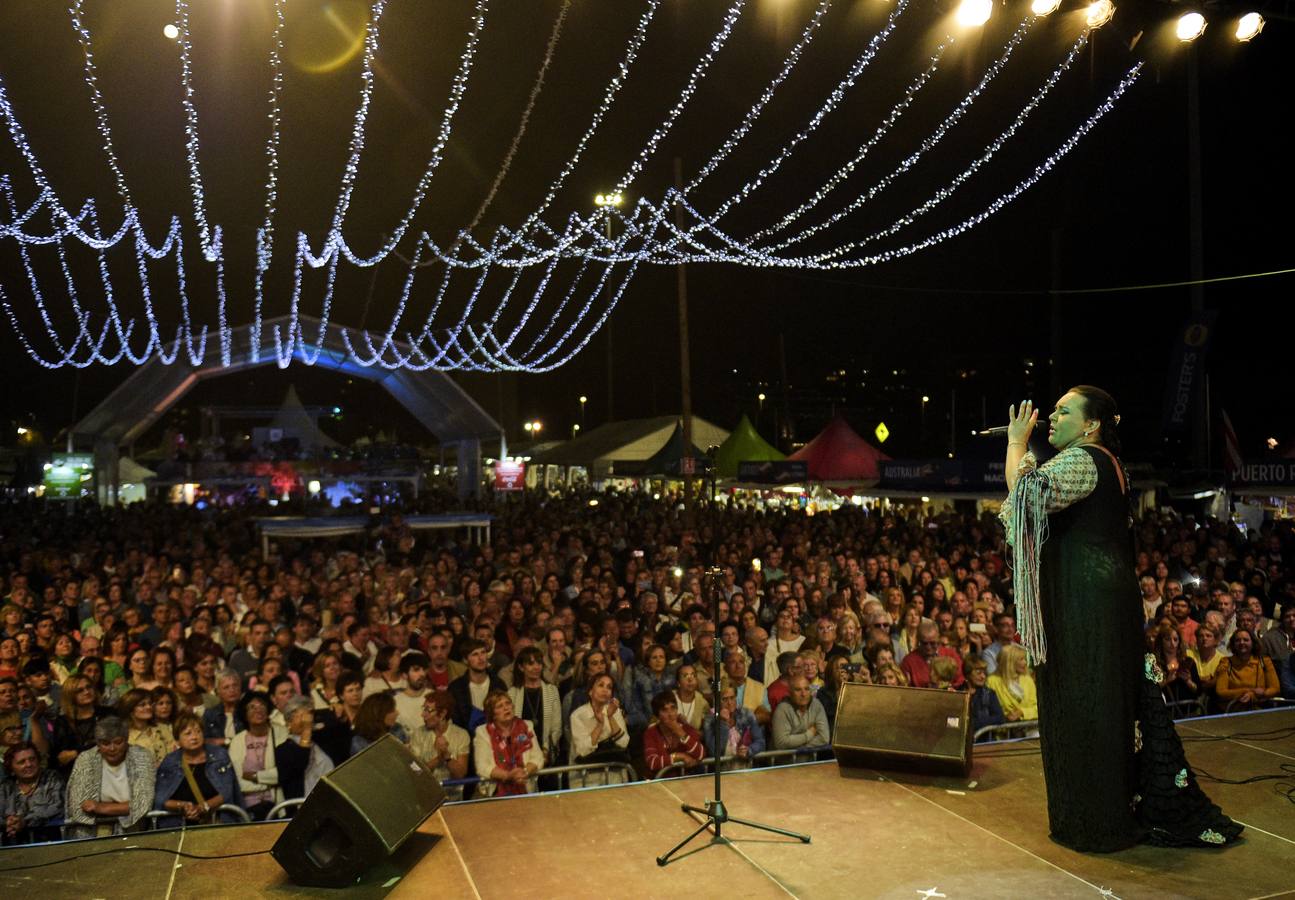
789;415;891;481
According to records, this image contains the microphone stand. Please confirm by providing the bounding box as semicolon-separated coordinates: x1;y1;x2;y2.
655;567;810;866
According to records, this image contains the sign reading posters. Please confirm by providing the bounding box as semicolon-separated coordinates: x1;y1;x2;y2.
494;459;525;491
43;453;94;499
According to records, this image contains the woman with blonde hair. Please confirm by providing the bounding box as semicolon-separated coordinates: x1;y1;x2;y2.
986;644;1038;722
874;661;908;687
836;610;866;665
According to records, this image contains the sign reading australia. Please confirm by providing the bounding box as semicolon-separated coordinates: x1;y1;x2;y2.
880;460;1006;491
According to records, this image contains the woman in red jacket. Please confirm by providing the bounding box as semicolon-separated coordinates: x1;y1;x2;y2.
643;691;703;778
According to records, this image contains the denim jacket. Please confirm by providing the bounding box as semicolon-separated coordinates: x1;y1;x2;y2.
152;744;244;828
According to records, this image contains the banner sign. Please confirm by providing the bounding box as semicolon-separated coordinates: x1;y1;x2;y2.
493;460;525;491
737;460;808;483
880;459;1005;491
1161;311;1219;435
43;453;94;499
1229;460;1295;488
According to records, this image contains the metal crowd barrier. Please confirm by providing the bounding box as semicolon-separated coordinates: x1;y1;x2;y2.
652;745;827;780
972;720;1040;742
440;760;638;793
143;804;252;829
1164;699;1207;720
266;798;306;820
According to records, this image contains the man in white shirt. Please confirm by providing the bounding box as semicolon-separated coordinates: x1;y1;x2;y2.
342;622;378;674
393;652;430;737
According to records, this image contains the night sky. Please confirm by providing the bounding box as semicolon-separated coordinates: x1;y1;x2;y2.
2;0;1290;467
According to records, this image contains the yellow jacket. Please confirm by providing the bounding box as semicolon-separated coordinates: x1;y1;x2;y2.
987;672;1038;720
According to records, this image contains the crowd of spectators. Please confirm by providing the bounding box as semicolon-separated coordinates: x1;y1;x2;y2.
1;492;1293;845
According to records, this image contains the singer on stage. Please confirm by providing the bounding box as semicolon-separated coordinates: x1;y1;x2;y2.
1002;385;1240;852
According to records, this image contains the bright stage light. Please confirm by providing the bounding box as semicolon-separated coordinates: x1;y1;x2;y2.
1175;12;1206;42
955;0;993;27
1085;0;1115;27
1030;0;1061;15
1235;11;1264;41
163;23;180;40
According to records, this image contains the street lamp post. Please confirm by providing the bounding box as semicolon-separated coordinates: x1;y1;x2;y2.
579;395;587;429
757;392;766;421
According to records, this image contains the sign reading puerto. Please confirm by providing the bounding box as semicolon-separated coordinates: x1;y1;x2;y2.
494;459;526;491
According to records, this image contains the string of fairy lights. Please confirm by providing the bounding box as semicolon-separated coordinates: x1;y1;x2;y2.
0;0;1168;371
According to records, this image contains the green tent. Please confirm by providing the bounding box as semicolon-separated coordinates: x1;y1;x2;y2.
713;414;785;478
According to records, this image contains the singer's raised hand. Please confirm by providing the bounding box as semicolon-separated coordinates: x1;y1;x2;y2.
1007;400;1037;445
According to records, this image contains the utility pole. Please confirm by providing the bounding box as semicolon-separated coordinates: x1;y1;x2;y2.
1186;46;1208;471
674;158;694;514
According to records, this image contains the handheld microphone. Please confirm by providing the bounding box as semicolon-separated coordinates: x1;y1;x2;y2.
973;426;1011;436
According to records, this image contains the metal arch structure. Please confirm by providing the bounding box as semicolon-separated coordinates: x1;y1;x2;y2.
71;314;503;503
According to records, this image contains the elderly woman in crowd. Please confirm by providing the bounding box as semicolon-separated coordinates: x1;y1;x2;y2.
568;673;630;787
154;712;242;827
1215;628;1280;711
643;692;704;778
201;670;246;746
702;683;765;770
228;691;286;819
63;716;155;839
119;687;173;769
1;742;64;845
473;690;544;798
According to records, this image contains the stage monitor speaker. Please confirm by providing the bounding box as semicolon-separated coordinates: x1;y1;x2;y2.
832;682;973;777
271;734;446;887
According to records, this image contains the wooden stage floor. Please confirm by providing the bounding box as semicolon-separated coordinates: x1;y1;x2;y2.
2;708;1292;899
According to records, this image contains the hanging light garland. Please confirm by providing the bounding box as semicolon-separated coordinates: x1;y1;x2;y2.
0;2;1145;371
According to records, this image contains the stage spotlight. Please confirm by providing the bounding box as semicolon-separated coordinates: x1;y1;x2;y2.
955;0;993;27
1085;0;1115;27
1175;11;1207;41
1235;11;1264;41
1030;0;1061;15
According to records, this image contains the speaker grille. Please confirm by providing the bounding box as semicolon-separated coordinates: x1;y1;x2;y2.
832;683;972;774
323;735;444;852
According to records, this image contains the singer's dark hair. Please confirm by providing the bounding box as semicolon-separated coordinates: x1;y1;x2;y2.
1068;385;1122;456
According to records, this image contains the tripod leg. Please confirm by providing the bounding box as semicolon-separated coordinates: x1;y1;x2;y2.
656;819;716;867
723;815;811;844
